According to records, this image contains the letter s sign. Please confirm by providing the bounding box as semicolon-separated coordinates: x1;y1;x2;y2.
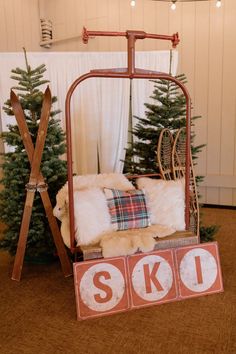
79;262;126;313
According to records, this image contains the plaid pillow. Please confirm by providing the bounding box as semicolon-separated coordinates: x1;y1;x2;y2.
104;188;151;231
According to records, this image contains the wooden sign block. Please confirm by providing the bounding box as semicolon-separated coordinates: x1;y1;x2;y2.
73;242;223;320
127;250;178;308
175;243;223;298
73;257;129;320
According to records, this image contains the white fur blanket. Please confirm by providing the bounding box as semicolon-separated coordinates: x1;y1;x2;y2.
53;173;176;257
100;224;175;258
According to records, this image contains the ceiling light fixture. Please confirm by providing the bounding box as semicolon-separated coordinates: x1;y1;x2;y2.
151;1;223;10
130;0;136;6
171;1;177;10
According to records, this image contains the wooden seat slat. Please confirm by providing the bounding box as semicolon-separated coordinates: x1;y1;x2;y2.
81;230;198;261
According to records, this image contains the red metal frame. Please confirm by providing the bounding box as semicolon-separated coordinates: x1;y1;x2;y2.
65;28;191;253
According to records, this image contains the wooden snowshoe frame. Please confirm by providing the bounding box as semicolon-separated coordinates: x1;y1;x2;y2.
157;127;199;236
65;28;195;255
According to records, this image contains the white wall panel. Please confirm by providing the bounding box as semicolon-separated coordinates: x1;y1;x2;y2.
193;1;210;203
0;0;42;51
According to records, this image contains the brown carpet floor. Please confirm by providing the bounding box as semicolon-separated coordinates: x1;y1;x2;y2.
0;208;236;354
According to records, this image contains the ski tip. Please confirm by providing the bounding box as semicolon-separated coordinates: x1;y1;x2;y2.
45;86;52;101
10;89;17;101
10;90;20;107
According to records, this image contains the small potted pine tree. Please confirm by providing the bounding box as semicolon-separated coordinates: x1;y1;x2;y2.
0;49;67;261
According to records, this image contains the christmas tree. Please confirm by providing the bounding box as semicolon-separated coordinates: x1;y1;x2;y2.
124;73;204;174
0;49;67;257
124;72;217;242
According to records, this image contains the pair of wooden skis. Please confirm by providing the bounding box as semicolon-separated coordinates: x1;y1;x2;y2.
10;87;72;281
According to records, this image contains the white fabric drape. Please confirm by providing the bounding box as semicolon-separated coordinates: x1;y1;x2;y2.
132;50;178;125
0;51;178;174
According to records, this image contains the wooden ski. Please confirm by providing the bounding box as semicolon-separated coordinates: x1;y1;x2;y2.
10;87;72;281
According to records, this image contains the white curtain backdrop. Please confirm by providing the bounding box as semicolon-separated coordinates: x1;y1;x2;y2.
0;51;178;174
132;50;178;125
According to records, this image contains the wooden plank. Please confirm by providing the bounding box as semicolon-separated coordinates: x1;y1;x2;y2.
95;0;109;51
198;187;206;205
154;233;198;251
201;174;236;188
0;1;8;50
62;0;76;51
143;1;157;51
181;2;195;98
77;0;87;51
107;0;119;51
193;1;211;203
29;0;42;51
81;244;103;261
3;0;16;51
107;0;121;51
84;0;105;52
155;2;169;50
219;188;233;206
206;187;220;205
81;230;198;261
233;190;236;206
131;0;144;51
51;0;66;50
119;0;132;51
21;0;33;51
10;0;24;51
220;0;236;177
85;0;98;21
168;0;182;72
218;0;236;205
206;1;224;204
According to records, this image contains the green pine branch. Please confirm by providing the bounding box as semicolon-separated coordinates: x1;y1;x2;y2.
0;49;67;258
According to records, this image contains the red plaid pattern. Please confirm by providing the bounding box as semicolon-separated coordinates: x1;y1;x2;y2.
104;188;151;231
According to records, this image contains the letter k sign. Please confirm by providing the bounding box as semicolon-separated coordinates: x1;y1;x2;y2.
128;251;178;307
143;263;164;293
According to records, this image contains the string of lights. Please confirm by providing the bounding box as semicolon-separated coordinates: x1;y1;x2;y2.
130;0;222;10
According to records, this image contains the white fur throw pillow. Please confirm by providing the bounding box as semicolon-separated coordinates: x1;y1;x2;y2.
53;173;134;222
72;173;135;191
73;188;112;246
136;177;185;231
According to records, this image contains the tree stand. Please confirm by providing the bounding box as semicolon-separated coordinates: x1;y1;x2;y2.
10;87;72;281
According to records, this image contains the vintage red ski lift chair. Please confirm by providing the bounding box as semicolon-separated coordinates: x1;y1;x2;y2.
66;29;223;321
65;28;199;260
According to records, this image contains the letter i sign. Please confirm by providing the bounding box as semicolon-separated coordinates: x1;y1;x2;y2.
73;242;223;320
175;243;223;298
